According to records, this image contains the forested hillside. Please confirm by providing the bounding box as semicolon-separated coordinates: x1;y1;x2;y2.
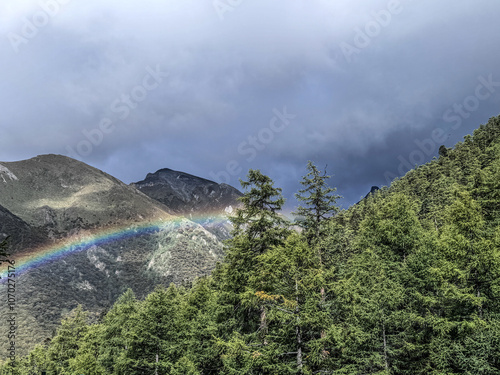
2;116;500;374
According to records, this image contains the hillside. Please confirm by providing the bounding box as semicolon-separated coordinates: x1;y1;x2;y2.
0;205;42;249
5;116;499;374
342;116;500;234
0;155;226;356
0;155;169;232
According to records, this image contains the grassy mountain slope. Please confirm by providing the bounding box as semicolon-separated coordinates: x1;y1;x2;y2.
0;155;225;357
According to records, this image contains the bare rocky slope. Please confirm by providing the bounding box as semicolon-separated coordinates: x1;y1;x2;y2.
0;155;231;356
132;168;243;240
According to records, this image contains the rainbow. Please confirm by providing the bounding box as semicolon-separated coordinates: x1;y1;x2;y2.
0;212;231;282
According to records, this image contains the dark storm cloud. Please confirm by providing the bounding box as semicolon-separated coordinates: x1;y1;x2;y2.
1;0;499;209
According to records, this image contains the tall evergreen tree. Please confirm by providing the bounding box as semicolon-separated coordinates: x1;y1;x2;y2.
116;285;185;375
294;161;341;250
293;161;342;363
230;169;291;253
326;193;422;373
252;233;329;374
214;170;292;373
215;169;291;300
46;305;89;374
68;324;106;374
97;288;138;374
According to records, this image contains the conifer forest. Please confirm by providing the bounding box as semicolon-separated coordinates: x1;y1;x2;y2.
2;116;500;374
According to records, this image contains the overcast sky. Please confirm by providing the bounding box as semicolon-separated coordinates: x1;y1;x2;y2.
1;0;499;210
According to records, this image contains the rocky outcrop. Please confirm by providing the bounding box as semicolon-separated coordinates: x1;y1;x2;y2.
132;168;243;240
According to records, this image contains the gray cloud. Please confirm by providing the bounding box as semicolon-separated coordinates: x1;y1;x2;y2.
1;0;499;209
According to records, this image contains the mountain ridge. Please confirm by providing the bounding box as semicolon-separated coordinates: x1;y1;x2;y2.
0;154;238;357
131;166;243;240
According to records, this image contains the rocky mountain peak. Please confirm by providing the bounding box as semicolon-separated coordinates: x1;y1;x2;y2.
132;168;242;216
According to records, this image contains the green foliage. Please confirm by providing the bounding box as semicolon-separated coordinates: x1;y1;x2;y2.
252;233;328;373
5;115;500;374
97;288;138;374
229;169;291;253
67;324;106;374
51;306;89;373
294;161;341;246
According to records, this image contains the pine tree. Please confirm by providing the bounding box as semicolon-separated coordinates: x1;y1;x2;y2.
230;169;291;254
327;248;405;374
98;288;138;374
47;305;89;374
417;188;500;373
326;193;421;373
294;161;341;250
178;277;222;374
293;161;342;364
437;188;497;318
117;285;185;375
252;233;328;374
216;169;291;303
214;170;292;373
68;324;106;374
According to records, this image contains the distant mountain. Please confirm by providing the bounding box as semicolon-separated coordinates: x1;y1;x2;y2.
132;168;242;240
364;186;380;199
0;155;226;356
0;154;171;234
354;186;380;205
